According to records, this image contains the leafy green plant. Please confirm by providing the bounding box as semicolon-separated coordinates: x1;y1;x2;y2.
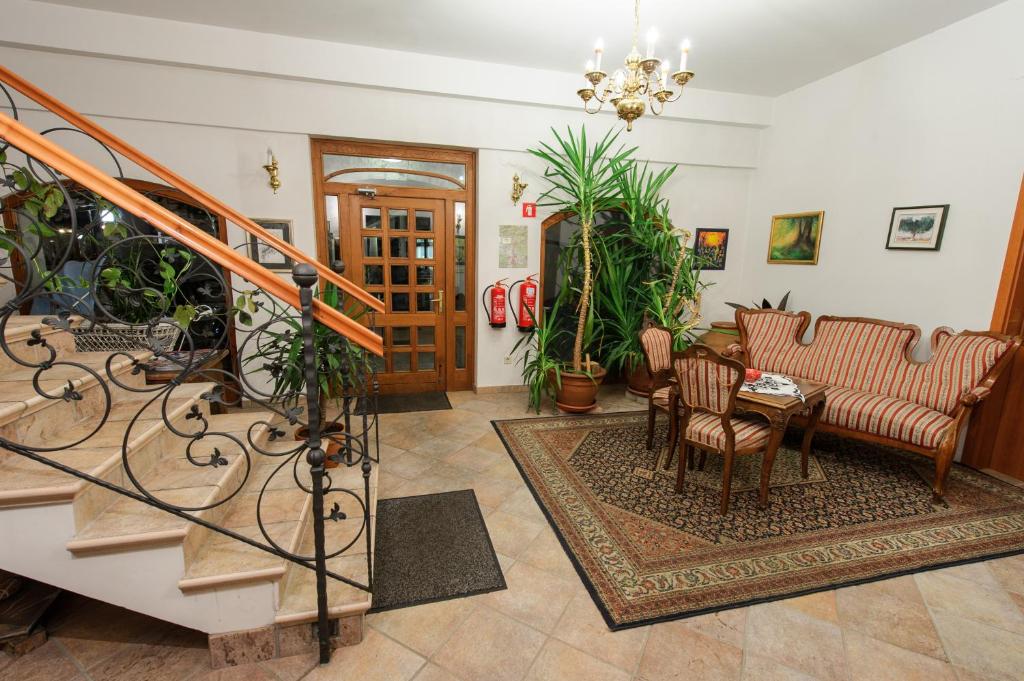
512;297;571;414
725;291;791;312
97;245;198;327
529;127;635;373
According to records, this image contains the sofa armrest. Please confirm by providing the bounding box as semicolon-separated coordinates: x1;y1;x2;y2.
960;385;992;407
722;343;746;360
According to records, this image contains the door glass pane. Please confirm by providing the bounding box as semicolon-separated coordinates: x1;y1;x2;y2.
390;237;408;258
323;155;465;189
389;209;408;231
371;292;384;303
416;292;434;312
415;238;434;259
454;202;466;311
415;210;433;232
370;354;385;372
392;327;410;345
417;352;435;371
363;236;382;258
417;327;435;345
390;265;409;286
416;265;434;285
362;207;381;229
392;352;411;372
325;196;341;262
391;293;409;312
364;265;384;285
455;326;466;369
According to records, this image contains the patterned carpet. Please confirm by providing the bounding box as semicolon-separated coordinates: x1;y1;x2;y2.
492;411;1024;629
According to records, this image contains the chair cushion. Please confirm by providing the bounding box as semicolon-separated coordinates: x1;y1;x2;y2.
684;412;772;451
823;386;952;449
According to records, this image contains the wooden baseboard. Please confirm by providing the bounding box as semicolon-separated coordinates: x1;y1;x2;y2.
474;384;528;394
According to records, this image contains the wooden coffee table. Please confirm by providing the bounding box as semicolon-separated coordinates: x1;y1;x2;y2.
734;379;827;508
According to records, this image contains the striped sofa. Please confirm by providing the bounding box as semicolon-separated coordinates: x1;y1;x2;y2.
732;309;1020;501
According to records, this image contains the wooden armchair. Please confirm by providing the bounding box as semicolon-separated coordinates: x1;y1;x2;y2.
670;344;774;515
639;325;675;456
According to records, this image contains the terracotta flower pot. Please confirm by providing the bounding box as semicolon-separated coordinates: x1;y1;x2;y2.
294;421;346;469
551;364;607;413
626;360;652;397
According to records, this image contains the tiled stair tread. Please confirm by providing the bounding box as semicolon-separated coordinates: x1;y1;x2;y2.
275;552;372;621
2;315;81;341
181;520;301;581
0;447;121;492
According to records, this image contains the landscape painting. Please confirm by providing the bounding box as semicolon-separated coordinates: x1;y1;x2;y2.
694;228;729;270
767;211;824;265
886;204;949;250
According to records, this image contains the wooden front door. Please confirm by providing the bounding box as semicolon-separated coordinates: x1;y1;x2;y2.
962;174;1024;481
340;194;447;391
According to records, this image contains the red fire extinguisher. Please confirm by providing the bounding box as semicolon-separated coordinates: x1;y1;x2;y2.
510;274;539;332
482;278;508;328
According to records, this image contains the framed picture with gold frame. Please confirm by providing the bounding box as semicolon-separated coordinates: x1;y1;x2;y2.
767;211;824;265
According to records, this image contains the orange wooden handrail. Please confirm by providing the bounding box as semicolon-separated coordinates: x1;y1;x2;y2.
0;111;383;356
0;64;383;315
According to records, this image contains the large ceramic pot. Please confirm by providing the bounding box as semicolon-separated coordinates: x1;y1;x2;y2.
294;421;345;469
626;360;652;397
552;364;607;413
698;321;741;356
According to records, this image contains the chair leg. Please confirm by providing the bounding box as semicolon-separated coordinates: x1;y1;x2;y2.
663;410;678;471
697;450;707;471
720;450;735;515
686;444;695;470
674;438;689;492
645;404;656;451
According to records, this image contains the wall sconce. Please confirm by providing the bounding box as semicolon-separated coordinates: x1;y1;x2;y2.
511;173;528;205
263;148;281;194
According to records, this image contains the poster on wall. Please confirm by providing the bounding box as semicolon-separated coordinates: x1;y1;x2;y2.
249;219;294;271
499;225;528;268
767;211;824;265
694;228;729;270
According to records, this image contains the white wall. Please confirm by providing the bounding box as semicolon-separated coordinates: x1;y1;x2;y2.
739;0;1024;346
0;37;757;388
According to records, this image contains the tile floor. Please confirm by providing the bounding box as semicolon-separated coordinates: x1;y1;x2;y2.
3;387;1024;681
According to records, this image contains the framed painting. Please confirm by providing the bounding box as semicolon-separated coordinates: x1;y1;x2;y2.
767;211;824;265
694;228;729;270
249;219;294;271
886;205;949;251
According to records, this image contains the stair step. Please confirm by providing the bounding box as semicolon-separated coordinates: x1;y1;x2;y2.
0;383;211;507
65;411;272;555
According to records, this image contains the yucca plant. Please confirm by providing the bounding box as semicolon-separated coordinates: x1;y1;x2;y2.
529;126;635;373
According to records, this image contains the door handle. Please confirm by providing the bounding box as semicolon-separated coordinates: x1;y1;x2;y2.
431;290;445;314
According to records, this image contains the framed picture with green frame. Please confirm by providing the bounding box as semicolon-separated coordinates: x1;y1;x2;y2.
767;211;825;265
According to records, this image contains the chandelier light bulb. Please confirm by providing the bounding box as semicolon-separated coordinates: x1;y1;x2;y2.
679;39;692;72
646;28;658;58
586;59;595;72
594;39;604;71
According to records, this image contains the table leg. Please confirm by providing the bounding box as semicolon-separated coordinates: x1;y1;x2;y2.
758;416;789;509
800;400;825;479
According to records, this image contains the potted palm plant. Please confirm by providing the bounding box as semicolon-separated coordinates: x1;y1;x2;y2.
529;126;634;412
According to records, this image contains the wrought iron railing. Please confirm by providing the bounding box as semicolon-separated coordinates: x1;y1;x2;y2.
0;76;379;664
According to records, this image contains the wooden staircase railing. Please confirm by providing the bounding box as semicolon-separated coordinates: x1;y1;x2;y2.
0;110;383;355
0;64;384;317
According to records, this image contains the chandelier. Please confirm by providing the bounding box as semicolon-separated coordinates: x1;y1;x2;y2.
577;0;694;131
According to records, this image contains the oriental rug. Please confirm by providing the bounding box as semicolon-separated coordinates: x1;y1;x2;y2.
492;412;1024;629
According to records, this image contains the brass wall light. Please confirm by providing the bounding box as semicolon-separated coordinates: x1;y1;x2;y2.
511;173;528;205
263;148;281;194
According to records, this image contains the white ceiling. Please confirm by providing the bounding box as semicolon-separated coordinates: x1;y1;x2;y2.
39;0;1005;95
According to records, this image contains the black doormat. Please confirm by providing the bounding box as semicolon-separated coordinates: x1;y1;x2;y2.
370;490;506;612
375;391;452;414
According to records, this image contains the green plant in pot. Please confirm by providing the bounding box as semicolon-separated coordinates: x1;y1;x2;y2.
529;126;635;412
239;283;371;467
512;296;571;414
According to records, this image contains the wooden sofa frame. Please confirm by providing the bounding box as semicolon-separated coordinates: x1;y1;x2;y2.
729;309;1021;502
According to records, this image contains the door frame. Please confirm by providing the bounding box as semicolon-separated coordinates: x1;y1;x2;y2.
309;138;476;392
962;173;1024;478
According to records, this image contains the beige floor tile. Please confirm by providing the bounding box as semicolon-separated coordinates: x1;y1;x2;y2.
935;561;1001;589
678;608;747;648
496;486;547;523
552;592;648;673
484;510;546;559
482;561;576;633
778;591;838;624
986;554;1024;596
468;476;522;509
931;611;1024;681
740;652;821;680
368;597;477;657
744;602;847;681
843;630;957;681
524;639;631;681
638;619;743;681
432;606;546;681
414;662;463;681
836;578;946;659
442;444;506;473
517;528;578;582
915;571;1024;635
304;628;424;681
